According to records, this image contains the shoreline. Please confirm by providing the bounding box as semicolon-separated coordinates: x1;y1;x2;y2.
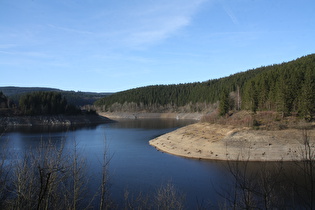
0;114;112;127
98;112;203;120
149;122;315;161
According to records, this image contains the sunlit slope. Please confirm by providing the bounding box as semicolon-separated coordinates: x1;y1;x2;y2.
96;54;315;117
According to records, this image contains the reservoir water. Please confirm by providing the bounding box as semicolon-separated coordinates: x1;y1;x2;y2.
0;119;313;209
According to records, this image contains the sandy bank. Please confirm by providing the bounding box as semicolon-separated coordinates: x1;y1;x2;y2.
149;123;315;161
98;112;203;120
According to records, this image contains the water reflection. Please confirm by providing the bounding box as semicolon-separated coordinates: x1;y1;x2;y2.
108;118;197;129
0;124;102;134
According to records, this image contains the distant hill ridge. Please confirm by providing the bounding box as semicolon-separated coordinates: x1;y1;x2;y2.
0;86;112;106
0;87;61;96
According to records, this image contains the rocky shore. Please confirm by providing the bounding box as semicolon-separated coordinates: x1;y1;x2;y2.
149;122;315;161
0;114;112;127
98;112;203;120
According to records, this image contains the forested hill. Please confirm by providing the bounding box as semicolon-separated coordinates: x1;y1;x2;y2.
95;54;315;119
0;87;112;106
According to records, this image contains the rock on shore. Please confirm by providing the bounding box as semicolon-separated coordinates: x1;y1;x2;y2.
149;123;315;161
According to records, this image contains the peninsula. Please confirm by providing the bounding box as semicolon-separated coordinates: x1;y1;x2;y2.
149;122;315;161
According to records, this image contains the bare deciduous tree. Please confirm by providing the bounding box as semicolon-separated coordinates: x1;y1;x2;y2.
155;182;185;210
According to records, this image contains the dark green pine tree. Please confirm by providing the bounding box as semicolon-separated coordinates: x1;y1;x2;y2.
243;80;258;113
299;69;315;121
219;90;229;116
276;73;295;117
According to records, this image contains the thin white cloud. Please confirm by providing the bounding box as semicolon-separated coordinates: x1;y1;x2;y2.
0;0;209;89
95;0;208;49
1;1;208;56
219;0;239;25
37;0;209;63
127;16;190;46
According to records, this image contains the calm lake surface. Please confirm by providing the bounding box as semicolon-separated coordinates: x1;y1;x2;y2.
0;119;311;209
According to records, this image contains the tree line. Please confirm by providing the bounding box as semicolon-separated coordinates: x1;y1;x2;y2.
15;91;80;116
95;54;315;120
241;54;315;119
94;67;263;112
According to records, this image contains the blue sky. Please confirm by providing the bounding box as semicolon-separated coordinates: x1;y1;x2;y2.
1;0;314;92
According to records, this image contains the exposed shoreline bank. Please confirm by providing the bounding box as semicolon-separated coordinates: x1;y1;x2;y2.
0;114;112;127
149;122;315;161
1;111;201;128
98;112;203;120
